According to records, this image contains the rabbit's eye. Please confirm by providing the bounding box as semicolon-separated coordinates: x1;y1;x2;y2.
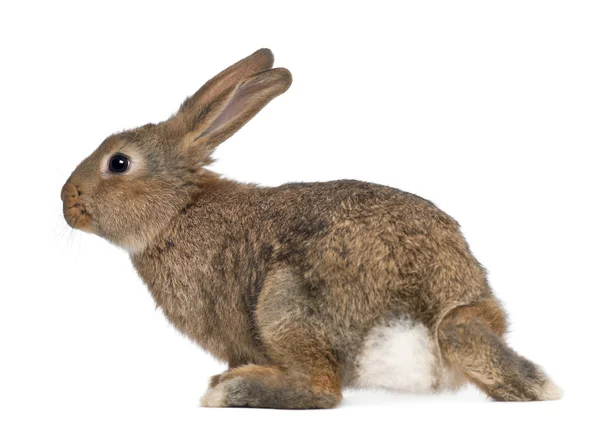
108;154;130;173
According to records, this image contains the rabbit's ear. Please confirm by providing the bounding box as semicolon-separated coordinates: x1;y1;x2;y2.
189;68;292;150
170;49;292;157
179;48;275;117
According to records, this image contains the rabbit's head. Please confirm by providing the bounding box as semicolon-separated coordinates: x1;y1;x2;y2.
61;48;291;252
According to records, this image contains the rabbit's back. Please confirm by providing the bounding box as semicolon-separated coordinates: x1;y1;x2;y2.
254;179;491;325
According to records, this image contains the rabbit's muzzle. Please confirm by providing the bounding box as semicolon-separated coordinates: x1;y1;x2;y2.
61;182;93;232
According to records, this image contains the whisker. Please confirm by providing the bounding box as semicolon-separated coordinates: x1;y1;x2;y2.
65;215;81;250
54;222;70;241
76;230;82;263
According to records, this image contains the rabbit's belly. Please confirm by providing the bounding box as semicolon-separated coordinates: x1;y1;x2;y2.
353;319;464;392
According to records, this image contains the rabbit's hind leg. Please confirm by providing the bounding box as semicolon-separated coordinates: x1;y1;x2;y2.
438;299;562;401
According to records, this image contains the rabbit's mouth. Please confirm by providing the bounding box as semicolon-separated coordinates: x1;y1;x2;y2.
61;182;93;233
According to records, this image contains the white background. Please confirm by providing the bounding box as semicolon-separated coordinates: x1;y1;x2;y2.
1;1;598;422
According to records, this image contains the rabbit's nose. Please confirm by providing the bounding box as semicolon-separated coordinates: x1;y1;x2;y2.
62;181;92;232
61;182;79;202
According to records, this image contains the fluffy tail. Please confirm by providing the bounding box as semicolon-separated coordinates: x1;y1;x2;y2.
438;300;562;401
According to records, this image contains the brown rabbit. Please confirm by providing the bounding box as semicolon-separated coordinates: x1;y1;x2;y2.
61;48;561;408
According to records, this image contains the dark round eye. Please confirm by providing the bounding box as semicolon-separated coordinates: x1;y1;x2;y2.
108;154;130;173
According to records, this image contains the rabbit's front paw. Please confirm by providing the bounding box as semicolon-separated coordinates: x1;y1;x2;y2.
201;364;341;409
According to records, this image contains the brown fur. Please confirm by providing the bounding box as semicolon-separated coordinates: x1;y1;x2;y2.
61;48;561;408
438;302;557;401
443;299;508;336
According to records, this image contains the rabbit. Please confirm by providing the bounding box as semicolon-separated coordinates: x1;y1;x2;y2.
61;48;562;408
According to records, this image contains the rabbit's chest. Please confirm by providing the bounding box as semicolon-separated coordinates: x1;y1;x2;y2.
133;254;266;364
151;283;258;362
